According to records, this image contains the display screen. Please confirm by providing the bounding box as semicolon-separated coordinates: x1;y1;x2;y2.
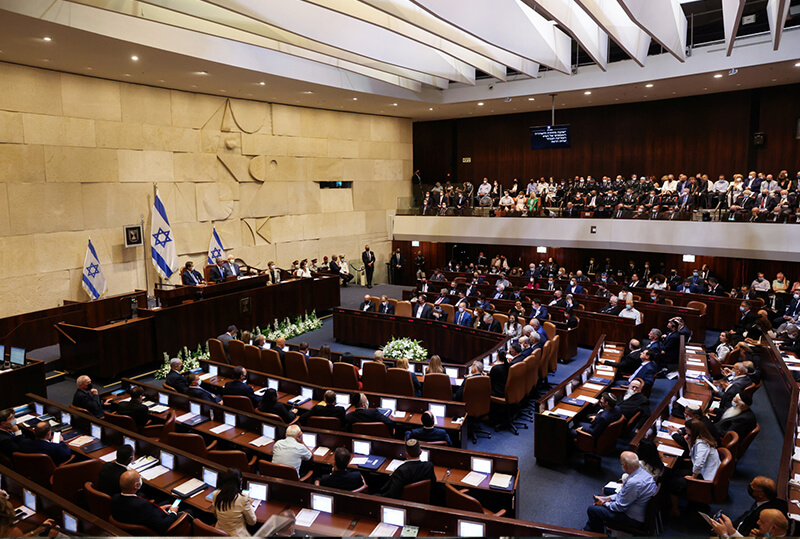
248;482;268;501
262;424;275;440
10;347;25;366
203;468;218;488
311;493;333;513
160;451;174;470
530;125;571;149
353;440;371;455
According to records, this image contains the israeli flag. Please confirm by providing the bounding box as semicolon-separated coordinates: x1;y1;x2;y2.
207;227;225;265
151;188;178;280
82;239;107;300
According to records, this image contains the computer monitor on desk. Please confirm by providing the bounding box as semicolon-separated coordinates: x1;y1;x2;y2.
10;347;25;367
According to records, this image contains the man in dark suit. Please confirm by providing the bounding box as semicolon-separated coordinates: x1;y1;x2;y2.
111;470;179;534
379;439;436;499
600;339;642;377
732;301;758;342
617;380;650;420
377;296;395;314
405;411;452;446
165;359;190;394
628;274;644;288
224;255;242;277
117;386;150;428
489;354;510;398
431;305;448;323
659;321;681;368
548;290;568;308
434;289;451;305
724;477;788;537
616;349;656;389
717;392;757;440
99;444;135;496
216;325;237;358
530;299;548;321
345;393;394;434
574;394;621;438
562;201;580;217
223;366;261;406
391;248;405;285
566;279;585;295
18;421;71;465
209;257;231;283
481;313;502;333
412;295;433;319
362;245;376;288
453;304;473;327
358;295;375;312
598;296;622;315
73;375;105;418
647;291;665;304
0;408;23;458
316;447;365;491
187;372;220;403
712;364;750;420
706;277;726;296
300;390;346;428
774;293;800;328
181;261;204;285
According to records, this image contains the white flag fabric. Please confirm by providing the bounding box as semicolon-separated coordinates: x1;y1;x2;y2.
82;239;107;300
207;227;225;265
151;189;178;280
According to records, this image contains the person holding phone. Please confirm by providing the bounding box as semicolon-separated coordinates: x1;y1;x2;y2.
111;470;179;534
212;468;257;536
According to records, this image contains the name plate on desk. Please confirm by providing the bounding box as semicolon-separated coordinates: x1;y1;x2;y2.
587;377;611;385
561;397;586;407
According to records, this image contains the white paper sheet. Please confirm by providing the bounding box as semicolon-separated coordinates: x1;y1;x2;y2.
295;509;320;528
386;459;405;472
657;444;685;456
140;465;169;481
210;424;234;434
583;383;605;391
462;471;488;486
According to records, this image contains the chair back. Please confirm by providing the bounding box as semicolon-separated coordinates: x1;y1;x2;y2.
257;459;300;481
208;450;253;473
103;411;139;432
664;298;674;305
744;381;762;397
721;431;740;458
208;338;227;364
307;416;342;430
522;357;537;396
595;414;626;455
166;513;193;536
441;303;454;321
623;410;643;436
707;354;723;377
223;395;256;414
108;515;155;536
463;376;491;417
395;300;412;317
401;479;431;504
165;432;210;458
193;519;229;536
261;348;284;376
686;300;707;315
549;335;561;371
737;422;760;459
362;362;387;393
84;481;111;521
505;362;527;405
542;321;557;340
52;458;102;500
308;357;333;387
12;452;56;487
528;348;542;390
162;381;176;392
228;339;246;366
422;373;452;401
444;483;484;513
243;344;261;371
541;341;554;374
158;410;176;443
203;264;214;283
285;351;310;382
712;447;735;502
386;368;415;396
352;422;391;438
538;345;550;380
332;362;361;390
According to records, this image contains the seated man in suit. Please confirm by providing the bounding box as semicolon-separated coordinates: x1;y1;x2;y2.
412;295;434;319
225;254;242;277
600;339;642;377
209;257;232;283
548;290;567;308
480;312;502;333
72;375;105;418
345;393;394;434
434;289;451;305
566;278;585;295
223;365;261;407
358;295;375;312
708;477;788;538
300;390;346;428
181;261;204;286
617;379;650;420
117;386;150;428
717;392;757;441
453;303;473;327
18;421;71;465
405;411;452;446
99;444;135;496
454;360;485;402
615;349;656;389
112;470;179;534
0;408;23;458
316;447;366;491
216;325;237;357
431;305;448;323
377;296;395;314
187;372;220;403
599;296;622;315
530;299;548;321
712;363;751;420
379;439;436;499
165;358;190;394
489;353;511;398
676;279;700;294
574;393;621;439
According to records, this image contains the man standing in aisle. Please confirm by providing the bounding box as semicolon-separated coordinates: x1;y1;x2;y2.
362;245;376;288
392;248;405;286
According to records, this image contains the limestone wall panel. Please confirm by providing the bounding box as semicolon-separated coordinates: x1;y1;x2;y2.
141;125;201;153
174;153;218;183
0;235;34;277
0;271;72;316
0;145;46;183
32;231;91;274
285;137;328;158
60;74;121;121
272;105;304;137
276;239;320;267
23;114;96;148
365;209;389;236
320;188;354;213
327;139;359;159
342;159;374;182
373;159;405;181
172;221;213;254
118;150;174;183
0;184;9;237
0;63;62;115
170;91;226;129
228;99;271;134
95;121;145;150
308;157;343;181
7;183;84;235
81;183;152;230
120;83;172;126
0;112;24;143
241;134;286;157
44;146;119;183
214;217;243;250
358;141;393;160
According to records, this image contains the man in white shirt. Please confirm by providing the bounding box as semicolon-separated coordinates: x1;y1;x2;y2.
619;300;642;325
272;425;312;474
751;273;771;293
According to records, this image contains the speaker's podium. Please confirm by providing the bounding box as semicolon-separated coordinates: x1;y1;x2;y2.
56;291;153;380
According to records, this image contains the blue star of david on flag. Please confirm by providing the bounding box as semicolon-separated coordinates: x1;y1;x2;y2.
86;263;100;278
151;189;178;280
81;240;107;300
152;227;172;249
207;227;226;265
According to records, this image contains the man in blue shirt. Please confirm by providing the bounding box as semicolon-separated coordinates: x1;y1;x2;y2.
585;451;657;533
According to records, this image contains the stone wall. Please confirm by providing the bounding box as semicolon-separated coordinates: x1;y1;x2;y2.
0;62;412;318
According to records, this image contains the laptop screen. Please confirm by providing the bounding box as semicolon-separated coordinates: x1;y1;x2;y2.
248;482;268;501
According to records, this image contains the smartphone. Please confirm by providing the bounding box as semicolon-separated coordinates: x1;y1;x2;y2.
171;498;181;509
52;432;61;444
713;510;723;522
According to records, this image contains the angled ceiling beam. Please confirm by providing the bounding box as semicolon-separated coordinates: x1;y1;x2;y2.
721;0;746;56
766;0;791;50
358;0;540;78
527;0;609;71
574;0;650;66
299;0;508;81
204;0;476;85
616;0;686;62
410;0;572;74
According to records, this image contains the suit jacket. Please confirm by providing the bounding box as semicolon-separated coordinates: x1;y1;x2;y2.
98;461;128;496
432;310;448;323
181;269;203;285
783;298;800;319
661;331;681;366
391;252;405;269
72;389;104;418
599;303;622;315
484;319;501;333
733;310;759;334
453;310;473;327
605;349;642;376
405;426;451;446
258;401;296;423
117;400;150;427
715;377;750;418
412;303;433;319
223;380;261;406
166;370;190;394
465;285;478;297
300;404;346;428
717;408;757;441
328;261;340;275
111;494;178;535
434;295;451;305
187;386;220;403
379;460;436;499
490;362;510;397
378;302;395;314
345;408;394;432
0;429;22;457
209;264;231;283
362;250;376;268
734;498;788;536
567;284;584;295
617;392;649;420
225;262;242;277
318;469;365;491
530;306;548;320
18;438;72;466
627;361;657;388
582;407;622;438
359;301;375;312
549;298;567;308
217;332;234;352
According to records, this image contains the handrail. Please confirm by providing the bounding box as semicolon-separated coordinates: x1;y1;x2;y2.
53;323;76;344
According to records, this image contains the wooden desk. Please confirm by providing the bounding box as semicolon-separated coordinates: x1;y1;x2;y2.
0;358;46;410
333;308;507;365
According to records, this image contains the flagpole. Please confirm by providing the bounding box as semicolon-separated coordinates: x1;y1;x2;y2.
141;211;148;299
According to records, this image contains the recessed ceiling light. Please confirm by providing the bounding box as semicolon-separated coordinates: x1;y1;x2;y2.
198;71;208;75
392;103;398;106
302;90;312;94
42;59;50;62
713;74;723;78
645;83;654;88
795;62;800;67
528;97;535;101
158;79;165;82
584;91;591;95
131;55;139;61
43;37;52;42
124;73;131;77
191;84;197;88
86;67;93;70
352;97;358;101
772;78;777;82
428;108;433;111
477;102;484;106
259;82;266;86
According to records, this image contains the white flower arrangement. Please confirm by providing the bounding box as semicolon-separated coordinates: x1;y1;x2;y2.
381;336;428;362
154;344;207;380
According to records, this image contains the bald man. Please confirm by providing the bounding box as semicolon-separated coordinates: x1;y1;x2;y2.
711;508;789;537
111;470;178;534
708;476;788;537
72;375;104;418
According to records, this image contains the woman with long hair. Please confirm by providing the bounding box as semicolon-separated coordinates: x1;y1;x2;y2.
213;468;257;536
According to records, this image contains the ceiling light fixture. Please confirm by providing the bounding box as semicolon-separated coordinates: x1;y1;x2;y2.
528;97;535;101
131;55;139;61
429;108;433;111
584;91;592;95
645;83;654;88
43;37;52;42
198;71;208;75
392;103;398;106
795;62;800;67
259;82;265;86
477;102;484;106
352;97;358;101
713;74;723;78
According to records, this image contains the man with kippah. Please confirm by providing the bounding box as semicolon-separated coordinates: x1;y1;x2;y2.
379;439;436;499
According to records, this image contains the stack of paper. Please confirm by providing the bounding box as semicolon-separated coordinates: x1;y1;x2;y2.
249;436;272;447
150;405;169;414
392;411;407;419
177;412;196;423
351;457;368;466
100;451;117;462
210;424;234;434
370;523;399;537
172;478;206;497
489;473;512;489
462;471;487;486
68;435;94;447
583;383;605;391
314;447;329;457
198;373;215;381
582;396;599;405
386;459;405;472
140;465;169;481
295;509;320;528
657;444;685;456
